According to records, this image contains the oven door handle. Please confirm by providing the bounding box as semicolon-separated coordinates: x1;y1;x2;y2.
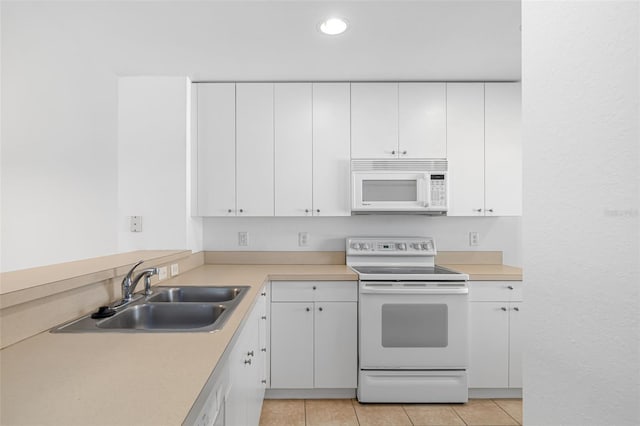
360;283;469;295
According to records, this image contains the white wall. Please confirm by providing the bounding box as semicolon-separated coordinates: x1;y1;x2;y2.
117;76;202;253
523;1;639;425
1;3;119;271
204;216;522;266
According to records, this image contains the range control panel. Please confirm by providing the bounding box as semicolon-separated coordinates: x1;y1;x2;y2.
346;237;436;256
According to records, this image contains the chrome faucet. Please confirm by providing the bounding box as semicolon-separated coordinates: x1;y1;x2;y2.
118;260;159;305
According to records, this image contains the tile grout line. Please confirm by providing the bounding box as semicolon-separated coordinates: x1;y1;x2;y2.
351;398;362;426
400;404;416;426
490;399;521;426
450;403;470;426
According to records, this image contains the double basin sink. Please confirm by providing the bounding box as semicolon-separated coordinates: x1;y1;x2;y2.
52;286;249;333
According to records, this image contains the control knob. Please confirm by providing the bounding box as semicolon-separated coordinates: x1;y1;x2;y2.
421;242;430;251
397;243;407;251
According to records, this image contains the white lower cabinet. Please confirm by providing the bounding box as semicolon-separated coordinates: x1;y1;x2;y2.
468;281;523;389
270;281;357;389
225;285;268;425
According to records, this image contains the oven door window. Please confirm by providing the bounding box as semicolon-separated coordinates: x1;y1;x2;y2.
381;303;448;348
362;180;417;202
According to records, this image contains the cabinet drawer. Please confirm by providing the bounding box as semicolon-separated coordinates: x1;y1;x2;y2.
271;281;357;302
469;281;522;302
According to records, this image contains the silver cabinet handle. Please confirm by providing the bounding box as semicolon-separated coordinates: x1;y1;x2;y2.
244;359;252;365
261;292;267;296
261;348;267;352
261;316;267;320
239;209;244;213
306;307;310;312
312;286;317;290
501;307;507;311
513;307;520;311
507;285;514;290
261;379;267;384
486;209;494;213
316;209;320;213
227;209;233;213
474;208;483;212
305;209;309;213
318;307;323;312
401;150;407;155
391;150;396;155
247;350;254;357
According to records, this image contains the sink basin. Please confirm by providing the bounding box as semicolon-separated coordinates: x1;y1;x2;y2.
97;303;226;330
51;285;249;333
148;286;247;303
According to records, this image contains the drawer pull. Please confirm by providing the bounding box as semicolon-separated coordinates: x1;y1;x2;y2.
513;307;520;312
507;285;514;290
501;307;507;311
244;359;252;365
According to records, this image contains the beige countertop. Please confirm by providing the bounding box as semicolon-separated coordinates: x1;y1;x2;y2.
442;264;523;281
0;264;357;426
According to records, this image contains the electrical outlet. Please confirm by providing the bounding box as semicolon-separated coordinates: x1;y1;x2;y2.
238;231;248;247
158;266;168;280
130;216;142;232
298;232;309;247
469;232;480;246
170;263;179;276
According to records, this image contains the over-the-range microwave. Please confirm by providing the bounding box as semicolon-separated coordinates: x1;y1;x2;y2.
351;159;448;215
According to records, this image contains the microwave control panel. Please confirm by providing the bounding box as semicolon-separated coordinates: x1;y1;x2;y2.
430;174;447;208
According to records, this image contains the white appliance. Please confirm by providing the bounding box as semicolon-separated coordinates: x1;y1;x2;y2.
351;159;448;215
347;236;469;403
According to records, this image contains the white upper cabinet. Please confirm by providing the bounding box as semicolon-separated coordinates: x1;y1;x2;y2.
447;83;486;216
447;82;522;217
312;83;351;216
485;82;522;216
195;83;236;216
236;83;274;216
351;83;399;158
274;83;313;216
398;82;447;158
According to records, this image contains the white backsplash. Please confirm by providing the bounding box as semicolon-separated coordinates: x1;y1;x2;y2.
203;216;522;266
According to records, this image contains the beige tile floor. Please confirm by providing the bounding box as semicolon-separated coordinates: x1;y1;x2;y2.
260;398;523;426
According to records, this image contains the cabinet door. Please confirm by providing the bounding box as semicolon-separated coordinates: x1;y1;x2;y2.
509;302;523;388
196;83;236;216
398;83;446;158
274;83;313;216
485;82;522;216
351;83;399;158
225;320;249;426
447;83;485;216
236;83;274;216
314;302;358;388
246;302;265;426
312;83;351;216
469;302;509;388
270;302;314;388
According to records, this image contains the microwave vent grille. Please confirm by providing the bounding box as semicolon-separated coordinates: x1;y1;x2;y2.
351;159;447;172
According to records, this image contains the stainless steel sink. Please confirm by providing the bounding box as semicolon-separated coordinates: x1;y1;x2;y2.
51;285;249;333
97;303;226;330
148;286;246;303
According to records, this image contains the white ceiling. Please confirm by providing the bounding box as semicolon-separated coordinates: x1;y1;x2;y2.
3;0;521;81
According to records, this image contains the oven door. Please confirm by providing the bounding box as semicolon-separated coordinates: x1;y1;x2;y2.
359;281;468;370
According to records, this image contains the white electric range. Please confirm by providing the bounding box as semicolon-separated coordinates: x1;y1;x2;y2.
347;236;469;403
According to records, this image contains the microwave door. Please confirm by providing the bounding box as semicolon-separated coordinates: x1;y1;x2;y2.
352;173;428;211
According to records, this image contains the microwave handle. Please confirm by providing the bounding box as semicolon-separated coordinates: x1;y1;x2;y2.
420;174;430;207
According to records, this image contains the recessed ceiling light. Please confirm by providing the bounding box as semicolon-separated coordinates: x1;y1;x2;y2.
319;17;348;36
